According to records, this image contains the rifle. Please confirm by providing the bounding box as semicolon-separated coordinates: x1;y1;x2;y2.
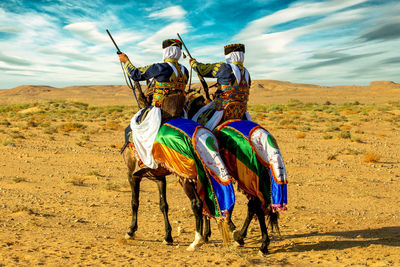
177;33;211;102
106;29;148;108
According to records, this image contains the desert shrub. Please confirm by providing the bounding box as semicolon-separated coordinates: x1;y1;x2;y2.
323;134;333;140
267;104;285;112
338;131;351;139
12;176;27;183
27;120;39;127
87;169;102;177
80;135;90;141
104;182;120;191
287;98;303;108
57;122;86;132
9;131;25;139
326;124;340;132
65;177;86;186
106;106;124;114
2;139;15;146
0;119;11;127
75;141;84;147
351;136;362;143
71;101;89;110
327;154;337;160
363;152;381;163
299;125;311;132
342;148;362;155
279;119;293;125
43;126;58;134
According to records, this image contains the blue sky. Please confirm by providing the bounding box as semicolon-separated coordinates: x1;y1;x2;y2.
0;0;399;89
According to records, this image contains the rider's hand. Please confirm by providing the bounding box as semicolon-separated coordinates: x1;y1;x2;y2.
118;53;130;63
189;58;197;67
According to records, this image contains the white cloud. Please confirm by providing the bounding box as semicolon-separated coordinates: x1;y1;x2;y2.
137;22;189;54
64;22;108;43
229;0;400;85
148;5;186;20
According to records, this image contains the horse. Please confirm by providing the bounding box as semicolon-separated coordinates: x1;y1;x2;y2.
185;92;288;254
121;93;234;251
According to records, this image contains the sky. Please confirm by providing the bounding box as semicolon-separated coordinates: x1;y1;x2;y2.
0;0;399;89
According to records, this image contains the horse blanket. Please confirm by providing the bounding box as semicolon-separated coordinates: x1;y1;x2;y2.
214;119;287;211
126;118;235;218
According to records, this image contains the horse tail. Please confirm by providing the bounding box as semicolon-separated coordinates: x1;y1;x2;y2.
217;219;231;246
268;209;280;235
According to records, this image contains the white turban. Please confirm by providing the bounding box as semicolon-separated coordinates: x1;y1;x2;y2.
163;46;182;61
225;51;245;64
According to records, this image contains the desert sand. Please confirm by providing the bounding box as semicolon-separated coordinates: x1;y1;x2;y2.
0;80;399;266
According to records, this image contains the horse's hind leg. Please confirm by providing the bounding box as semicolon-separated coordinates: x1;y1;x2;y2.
125;174;141;239
233;198;257;246
254;200;270;255
203;216;211;243
155;176;173;244
183;180;204;251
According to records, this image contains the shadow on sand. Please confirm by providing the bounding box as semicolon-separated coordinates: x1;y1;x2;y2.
271;226;400;253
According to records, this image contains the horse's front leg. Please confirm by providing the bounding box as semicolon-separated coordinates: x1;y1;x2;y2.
233;198;257;246
125;174;141;239
183;180;204;251
155;176;173;244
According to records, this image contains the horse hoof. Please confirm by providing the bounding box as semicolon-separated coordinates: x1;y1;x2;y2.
233;241;243;247
258;249;269;256
162;239;173;245
233;230;241;241
186;245;195;252
125;233;135;240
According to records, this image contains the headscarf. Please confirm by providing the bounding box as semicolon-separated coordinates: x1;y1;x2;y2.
225;51;245;64
225;51;249;84
163;46;182;61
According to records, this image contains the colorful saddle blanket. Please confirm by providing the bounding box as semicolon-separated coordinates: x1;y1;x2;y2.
126;118;235;218
214;120;287;211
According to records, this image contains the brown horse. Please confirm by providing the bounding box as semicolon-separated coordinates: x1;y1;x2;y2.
122;93;230;251
186;92;284;254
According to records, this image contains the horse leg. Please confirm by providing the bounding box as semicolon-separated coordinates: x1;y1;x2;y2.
183;180;204;251
203;216;211;243
227;214;236;232
155;176;173;244
125;174;141;239
254;200;271;255
233;198;257;246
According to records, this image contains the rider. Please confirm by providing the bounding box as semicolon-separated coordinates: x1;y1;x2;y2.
188;43;251;130
119;39;189;169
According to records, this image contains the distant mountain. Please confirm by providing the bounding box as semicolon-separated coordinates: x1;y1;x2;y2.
0;80;398;106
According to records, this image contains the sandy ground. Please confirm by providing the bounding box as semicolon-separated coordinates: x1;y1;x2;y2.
0;81;399;266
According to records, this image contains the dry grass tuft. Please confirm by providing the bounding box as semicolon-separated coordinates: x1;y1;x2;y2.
104;182;120;191
363;152;381;163
65;176;86;186
87;170;102;177
327;154;337;160
12;176;28;183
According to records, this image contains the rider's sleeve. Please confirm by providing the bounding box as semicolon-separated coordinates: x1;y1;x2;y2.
190;61;225;78
124;62;168;81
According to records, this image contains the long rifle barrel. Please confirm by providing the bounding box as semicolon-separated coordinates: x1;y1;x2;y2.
106;29;122;54
177;33;192;59
177;33;211;101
